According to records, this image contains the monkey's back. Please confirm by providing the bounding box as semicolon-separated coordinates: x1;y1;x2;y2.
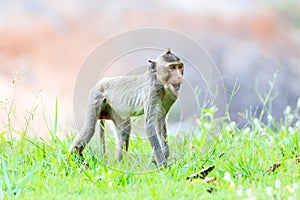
96;73;151;119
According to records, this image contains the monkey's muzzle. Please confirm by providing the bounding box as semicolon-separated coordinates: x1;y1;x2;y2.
172;83;181;90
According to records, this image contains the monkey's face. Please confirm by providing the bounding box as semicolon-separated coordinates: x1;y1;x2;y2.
154;49;184;94
157;61;184;93
166;62;184;92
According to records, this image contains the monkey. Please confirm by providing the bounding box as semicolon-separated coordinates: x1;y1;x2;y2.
69;49;184;167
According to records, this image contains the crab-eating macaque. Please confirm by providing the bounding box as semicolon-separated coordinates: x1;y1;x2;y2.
69;49;184;167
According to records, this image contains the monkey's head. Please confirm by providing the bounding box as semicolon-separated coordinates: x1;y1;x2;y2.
149;49;184;94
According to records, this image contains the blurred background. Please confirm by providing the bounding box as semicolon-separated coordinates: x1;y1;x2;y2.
0;0;299;137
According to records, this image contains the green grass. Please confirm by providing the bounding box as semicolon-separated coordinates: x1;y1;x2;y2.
1;104;299;200
1;74;300;199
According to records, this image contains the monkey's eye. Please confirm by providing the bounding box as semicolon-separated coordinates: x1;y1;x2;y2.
178;65;183;70
169;65;176;71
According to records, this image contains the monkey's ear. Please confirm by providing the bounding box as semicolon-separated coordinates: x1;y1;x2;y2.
148;60;157;73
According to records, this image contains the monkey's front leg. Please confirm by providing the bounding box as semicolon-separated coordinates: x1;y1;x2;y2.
144;91;167;167
157;117;169;159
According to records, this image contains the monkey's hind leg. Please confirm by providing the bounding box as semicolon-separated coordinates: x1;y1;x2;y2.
113;118;131;161
69;88;104;156
99;119;106;156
